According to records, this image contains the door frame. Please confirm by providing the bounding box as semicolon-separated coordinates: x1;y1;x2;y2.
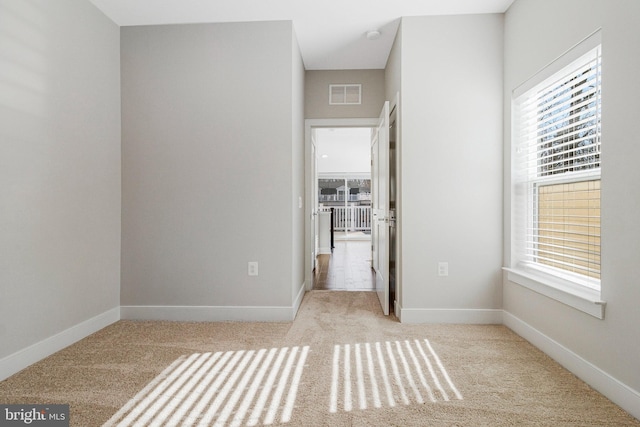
304;118;378;292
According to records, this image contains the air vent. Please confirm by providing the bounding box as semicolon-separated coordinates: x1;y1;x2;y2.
329;84;362;105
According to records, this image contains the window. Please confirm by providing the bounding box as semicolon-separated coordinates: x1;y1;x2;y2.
511;33;602;298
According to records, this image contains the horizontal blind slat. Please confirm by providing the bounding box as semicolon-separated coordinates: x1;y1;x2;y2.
512;43;601;283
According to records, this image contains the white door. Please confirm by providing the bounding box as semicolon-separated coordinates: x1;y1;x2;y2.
371;102;390;315
311;132;319;271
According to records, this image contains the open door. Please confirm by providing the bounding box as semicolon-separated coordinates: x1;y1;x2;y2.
371;101;390;315
311;131;319;272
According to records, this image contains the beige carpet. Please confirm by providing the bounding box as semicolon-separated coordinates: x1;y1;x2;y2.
1;291;638;426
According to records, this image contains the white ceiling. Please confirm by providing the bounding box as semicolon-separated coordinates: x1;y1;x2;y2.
89;0;514;70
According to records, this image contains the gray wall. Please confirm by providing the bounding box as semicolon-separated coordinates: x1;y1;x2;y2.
305;69;385;119
392;15;504;321
120;21;305;317
291;31;306;305
0;0;121;361
385;22;402;308
503;0;640;399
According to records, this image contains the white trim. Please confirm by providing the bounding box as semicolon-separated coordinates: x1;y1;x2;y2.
318;172;371;180
0;307;120;381
399;308;503;324
120;303;299;322
0;287;301;381
504;311;640;421
292;283;306;320
505;268;605;319
394;299;401;322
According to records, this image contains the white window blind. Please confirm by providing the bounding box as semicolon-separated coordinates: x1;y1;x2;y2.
512;35;602;290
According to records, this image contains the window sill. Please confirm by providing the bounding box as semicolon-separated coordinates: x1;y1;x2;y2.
503;267;606;319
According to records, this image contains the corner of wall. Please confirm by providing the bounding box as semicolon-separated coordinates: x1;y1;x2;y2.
504;310;640;420
0;308;120;382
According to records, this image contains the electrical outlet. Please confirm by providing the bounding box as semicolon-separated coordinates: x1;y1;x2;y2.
248;262;259;276
438;262;449;277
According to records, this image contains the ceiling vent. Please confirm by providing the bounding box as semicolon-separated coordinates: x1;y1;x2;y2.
329;84;362;105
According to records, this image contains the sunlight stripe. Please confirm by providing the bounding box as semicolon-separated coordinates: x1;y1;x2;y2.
246;347;288;426
229;347;278;427
213;349;266;427
325;340;462;416
404;341;435;402
181;351;235;425
375;342;395;407
354;343;367;410
264;347;299;425
424;339;463;400
343;344;353;412
102;356;187;427
106;345;311;426
141;352;213;425
385;341;409;405
281;346;310;423
197;350;255;426
414;339;449;401
185;351;244;425
364;343;381;408
329;345;340;413
116;353;201;426
394;341;424;404
157;352;222;426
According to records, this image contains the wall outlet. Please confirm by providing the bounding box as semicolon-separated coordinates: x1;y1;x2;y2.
248;262;259;276
438;262;449;277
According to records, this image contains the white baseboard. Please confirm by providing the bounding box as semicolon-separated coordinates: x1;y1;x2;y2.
292;283;306;319
0;307;120;382
399;308;503;324
1;290;304;382
121;302;299;323
504;311;640;421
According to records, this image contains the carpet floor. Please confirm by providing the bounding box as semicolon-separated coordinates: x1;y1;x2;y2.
0;291;638;426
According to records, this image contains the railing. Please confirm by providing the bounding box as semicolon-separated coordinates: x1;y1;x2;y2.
330;206;371;231
318;193;371;203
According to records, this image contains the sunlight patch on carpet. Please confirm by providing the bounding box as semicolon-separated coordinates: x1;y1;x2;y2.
330;339;462;413
103;346;309;427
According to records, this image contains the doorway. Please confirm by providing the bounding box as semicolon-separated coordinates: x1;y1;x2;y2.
304;115;398;315
313;127;373;291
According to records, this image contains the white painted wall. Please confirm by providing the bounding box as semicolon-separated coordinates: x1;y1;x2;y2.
0;0;121;370
120;21;304;318
385;24;403;312
503;0;640;406
385;23;402;110
291;30;306;307
394;15;504;322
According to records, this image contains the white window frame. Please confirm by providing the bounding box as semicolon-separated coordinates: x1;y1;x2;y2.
506;30;606;319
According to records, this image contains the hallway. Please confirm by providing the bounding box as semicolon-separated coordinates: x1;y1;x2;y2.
312;240;375;291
